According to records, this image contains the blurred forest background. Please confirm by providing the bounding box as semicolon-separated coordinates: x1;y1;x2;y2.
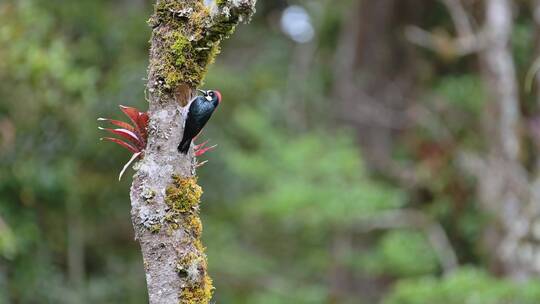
4;0;540;303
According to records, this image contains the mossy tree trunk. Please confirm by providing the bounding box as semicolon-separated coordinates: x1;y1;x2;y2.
129;1;256;303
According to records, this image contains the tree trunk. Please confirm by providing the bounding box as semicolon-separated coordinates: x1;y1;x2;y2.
478;0;537;279
332;0;427;186
129;1;256;303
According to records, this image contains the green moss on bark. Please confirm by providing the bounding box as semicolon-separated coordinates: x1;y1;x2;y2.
164;175;202;234
179;274;213;304
149;224;162;234
149;0;241;91
176;250;213;304
164;175;213;303
165;175;202;212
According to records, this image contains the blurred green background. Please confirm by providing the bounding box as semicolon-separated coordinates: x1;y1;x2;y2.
2;0;540;303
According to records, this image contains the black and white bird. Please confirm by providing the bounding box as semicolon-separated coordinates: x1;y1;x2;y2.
178;89;222;154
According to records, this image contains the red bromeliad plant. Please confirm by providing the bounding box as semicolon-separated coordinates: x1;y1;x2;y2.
98;105;215;180
98;105;149;180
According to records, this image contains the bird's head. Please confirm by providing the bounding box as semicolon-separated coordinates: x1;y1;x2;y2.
198;89;222;105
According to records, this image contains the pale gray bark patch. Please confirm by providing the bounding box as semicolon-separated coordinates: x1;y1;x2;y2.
130;100;192;303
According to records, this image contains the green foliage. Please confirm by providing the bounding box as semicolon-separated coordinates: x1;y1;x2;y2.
433;75;485;113
383;268;540;304
0;224;16;259
196;103;408;302
0;0;149;302
512;22;534;73
361;231;438;277
227;107;404;227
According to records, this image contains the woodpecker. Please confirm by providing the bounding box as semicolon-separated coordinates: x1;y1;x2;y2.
178;89;222;154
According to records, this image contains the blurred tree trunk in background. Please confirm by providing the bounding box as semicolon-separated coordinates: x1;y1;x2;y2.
460;0;540;279
535;0;540;110
330;1;435;299
333;0;429;186
334;0;540;281
476;0;531;279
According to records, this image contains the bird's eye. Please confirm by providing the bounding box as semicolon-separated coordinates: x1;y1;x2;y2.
209;92;214;97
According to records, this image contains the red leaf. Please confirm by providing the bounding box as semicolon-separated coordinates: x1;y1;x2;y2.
120;105;143;132
100;137;139;154
99;127;144;148
195;144;217;157
119;105;149;143
97;118;135;133
194;140;209;150
137;112;149;141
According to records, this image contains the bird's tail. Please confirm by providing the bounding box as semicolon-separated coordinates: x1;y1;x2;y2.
178;139;191;154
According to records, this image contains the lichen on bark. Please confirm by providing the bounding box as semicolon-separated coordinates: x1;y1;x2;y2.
129;1;256;303
166;176;212;303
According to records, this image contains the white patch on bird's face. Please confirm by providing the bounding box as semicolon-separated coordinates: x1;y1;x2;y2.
205;95;212;101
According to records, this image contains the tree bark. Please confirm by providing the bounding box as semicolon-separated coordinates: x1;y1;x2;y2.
476;0;540;279
129;1;256;303
482;0;521;163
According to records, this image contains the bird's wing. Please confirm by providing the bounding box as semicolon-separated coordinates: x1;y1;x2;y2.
182;100;213;142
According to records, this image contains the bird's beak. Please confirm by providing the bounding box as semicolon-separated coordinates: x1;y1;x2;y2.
197;89;206;95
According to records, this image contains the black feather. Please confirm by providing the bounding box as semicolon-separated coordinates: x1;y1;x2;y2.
178;94;219;154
